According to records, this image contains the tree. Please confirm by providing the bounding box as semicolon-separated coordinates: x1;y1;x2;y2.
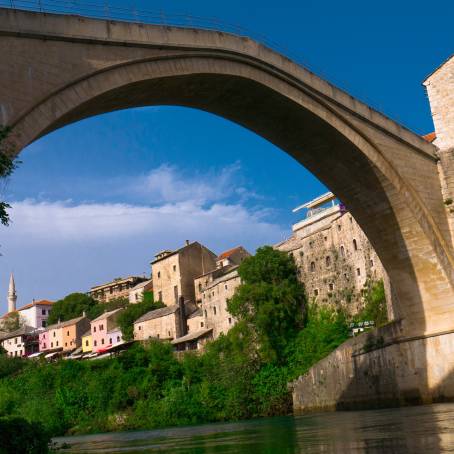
1;312;25;333
356;279;388;327
0;126;19;227
227;246;307;363
47;293;99;325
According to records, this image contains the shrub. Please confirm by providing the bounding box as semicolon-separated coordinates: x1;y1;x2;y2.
0;416;50;453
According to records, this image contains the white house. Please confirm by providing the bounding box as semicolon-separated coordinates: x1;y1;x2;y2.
129;279;153;304
17;300;54;329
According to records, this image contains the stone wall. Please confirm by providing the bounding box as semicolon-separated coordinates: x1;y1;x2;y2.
134;311;180;341
276;207;388;315
291;321;454;412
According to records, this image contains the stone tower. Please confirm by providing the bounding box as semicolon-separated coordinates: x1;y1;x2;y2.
7;272;17;313
423;55;454;242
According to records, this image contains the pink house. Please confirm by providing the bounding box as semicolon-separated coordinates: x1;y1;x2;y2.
91;308;123;352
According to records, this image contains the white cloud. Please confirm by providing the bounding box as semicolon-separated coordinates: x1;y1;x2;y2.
0;163;291;312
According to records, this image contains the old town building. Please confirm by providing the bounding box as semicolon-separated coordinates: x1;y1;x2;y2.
129;279;153;304
151;241;217;306
40;315;90;352
17;300;53;329
89;276;148;303
275;192;388;314
91;308;123;352
81;330;92;353
0;326;39;357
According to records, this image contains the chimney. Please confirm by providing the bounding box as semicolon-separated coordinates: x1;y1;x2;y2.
178;295;187;337
185;240;190;246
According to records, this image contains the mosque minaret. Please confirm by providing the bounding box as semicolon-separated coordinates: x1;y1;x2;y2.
7;272;17;313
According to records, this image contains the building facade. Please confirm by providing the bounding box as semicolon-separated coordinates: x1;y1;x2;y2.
91;308;123;352
41;315;90;352
275;192;388;314
17;300;53;329
89;276;148;303
151;241;217;306
0;326;39;357
129;279;153;304
134;305;181;341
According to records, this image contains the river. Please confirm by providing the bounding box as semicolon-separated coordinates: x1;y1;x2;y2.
53;403;454;453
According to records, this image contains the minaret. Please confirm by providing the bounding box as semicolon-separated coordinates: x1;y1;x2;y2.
7;273;17;313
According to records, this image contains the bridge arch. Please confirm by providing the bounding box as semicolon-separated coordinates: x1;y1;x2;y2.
1;8;454;337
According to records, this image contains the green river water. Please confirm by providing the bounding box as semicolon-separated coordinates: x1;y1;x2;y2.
53;403;454;453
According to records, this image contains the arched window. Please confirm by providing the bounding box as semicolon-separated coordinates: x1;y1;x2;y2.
340;245;345;257
325;256;331;267
353;239;358;251
310;262;315;272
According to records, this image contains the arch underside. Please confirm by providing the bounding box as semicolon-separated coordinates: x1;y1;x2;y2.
9;55;454;336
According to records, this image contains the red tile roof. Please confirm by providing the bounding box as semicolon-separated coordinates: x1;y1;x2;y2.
422;132;436;143
217;246;242;260
17;300;54;312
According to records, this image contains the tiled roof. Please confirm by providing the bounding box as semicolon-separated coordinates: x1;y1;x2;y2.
0;325;36;341
422;132;436;143
171;328;213;345
91;308;123;323
134;305;179;324
131;279;152;291
204;268;239;291
17;299;53;312
46;315;87;331
81;330;92;338
187;308;203;319
217;246;242;260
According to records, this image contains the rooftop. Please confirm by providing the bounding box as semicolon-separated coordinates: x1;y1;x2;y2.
134;305;179;324
422;132;437;143
217;246;242;260
171;328;213;345
91;308;123;323
90;276;146;292
46;315;88;331
17;299;53;312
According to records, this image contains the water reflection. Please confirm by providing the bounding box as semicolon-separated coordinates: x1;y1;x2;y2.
54;403;454;453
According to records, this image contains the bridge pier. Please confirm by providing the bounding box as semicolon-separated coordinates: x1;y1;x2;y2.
290;321;454;412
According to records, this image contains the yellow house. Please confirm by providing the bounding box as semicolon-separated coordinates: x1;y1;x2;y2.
82;330;92;353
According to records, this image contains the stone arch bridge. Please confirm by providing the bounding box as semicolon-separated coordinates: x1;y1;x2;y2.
1;7;454;408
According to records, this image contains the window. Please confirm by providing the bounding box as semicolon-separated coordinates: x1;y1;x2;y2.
158;291;162;302
65;342;67;347
85;340;89;347
101;338;104;345
56;341;59;346
228;318;232;325
201;322;204;328
100;324;104;331
51;342;53;348
350;216;353;223
309;241;314;249
110;287;113;294
314;289;319;296
198;283;202;292
357;268;361;276
53;332;56;337
42;309;46;315
138;326;142;330
326;256;331;267
340;245;345;257
168;331;171;337
157;271;161;278
370;259;374;267
109;338;112;344
42;320;46;328
43;343;46;349
324;236;327;242
225;284;228;290
329;283;334;291
174;286;178;303
310;262;316;272
135;293;139;301
173;265;177;272
117;336;120;342
157;334;160;339
67;330;69;336
93;326;96;333
337;224;341;231
94;340;97;346
353;239;358;251
204;310;207;317
213;307;217;315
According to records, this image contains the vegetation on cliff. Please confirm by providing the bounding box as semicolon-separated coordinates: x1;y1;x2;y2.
0;247;353;438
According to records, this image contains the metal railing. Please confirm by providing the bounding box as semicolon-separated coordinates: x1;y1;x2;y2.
0;0;402;124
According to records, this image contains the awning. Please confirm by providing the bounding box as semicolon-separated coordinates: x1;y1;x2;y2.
44;351;60;359
27;352;43;358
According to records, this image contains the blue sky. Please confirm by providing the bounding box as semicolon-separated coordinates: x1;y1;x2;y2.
0;0;452;312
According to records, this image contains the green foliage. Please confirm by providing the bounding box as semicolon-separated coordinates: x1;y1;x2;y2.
0;416;50;453
356;280;388;327
47;293;99;325
117;300;164;340
0;125;20;227
1;311;25;332
228;246;306;362
0;354;27;379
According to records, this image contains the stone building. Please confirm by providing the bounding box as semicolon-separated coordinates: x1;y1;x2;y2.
89;276;148;303
134;304;182;341
194;246;250;340
151;241;217;306
129;279;153;304
275;192;388;314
